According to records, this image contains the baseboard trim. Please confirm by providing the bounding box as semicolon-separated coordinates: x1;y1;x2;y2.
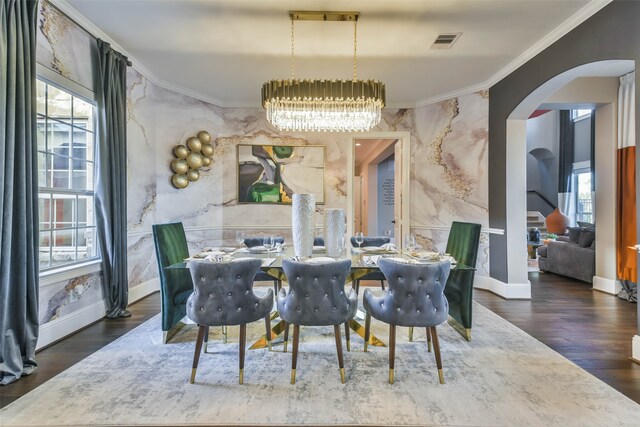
37;300;106;350
37;279;160;351
592;276;618;295
633;335;640;364
474;275;531;299
129;278;160;304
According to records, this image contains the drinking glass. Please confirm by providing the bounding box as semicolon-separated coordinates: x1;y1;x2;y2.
355;231;364;250
235;231;245;248
263;235;275;258
405;233;416;252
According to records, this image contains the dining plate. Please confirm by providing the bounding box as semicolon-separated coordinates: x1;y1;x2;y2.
248;246;268;253
312;245;326;252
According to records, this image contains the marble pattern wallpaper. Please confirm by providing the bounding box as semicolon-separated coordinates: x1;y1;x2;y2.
35;1;489;327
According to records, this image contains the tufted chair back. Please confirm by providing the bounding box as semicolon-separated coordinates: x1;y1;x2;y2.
186;258;274;326
244;236;285;248
278;259;357;326
350;236;390;248
445;222;481;268
364;258;451;327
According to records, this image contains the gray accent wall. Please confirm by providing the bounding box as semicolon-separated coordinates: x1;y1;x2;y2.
489;0;639;331
526;111;559;216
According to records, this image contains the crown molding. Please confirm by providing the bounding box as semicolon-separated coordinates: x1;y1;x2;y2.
51;0;612;110
49;0;227;108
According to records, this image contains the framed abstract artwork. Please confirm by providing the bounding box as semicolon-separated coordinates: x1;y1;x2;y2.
237;144;325;204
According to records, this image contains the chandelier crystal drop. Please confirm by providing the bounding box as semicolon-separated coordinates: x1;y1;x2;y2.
261;11;386;132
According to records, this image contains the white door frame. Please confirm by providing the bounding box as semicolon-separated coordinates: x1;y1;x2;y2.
347;132;411;246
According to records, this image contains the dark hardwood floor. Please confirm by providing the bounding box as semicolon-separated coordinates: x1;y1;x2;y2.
475;271;640;404
0;293;161;408
2;272;639;408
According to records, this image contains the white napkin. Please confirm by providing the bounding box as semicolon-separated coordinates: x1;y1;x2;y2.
362;255;381;266
262;258;276;267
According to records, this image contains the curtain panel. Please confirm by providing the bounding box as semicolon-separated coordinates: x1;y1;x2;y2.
557;110;575;223
94;39;130;318
616;72;637;290
0;0;40;385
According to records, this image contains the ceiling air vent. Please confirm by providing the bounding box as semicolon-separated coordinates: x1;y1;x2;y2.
431;33;461;49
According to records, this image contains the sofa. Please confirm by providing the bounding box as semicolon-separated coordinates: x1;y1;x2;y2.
537;227;595;283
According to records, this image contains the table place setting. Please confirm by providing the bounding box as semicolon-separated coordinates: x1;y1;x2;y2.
406;251;457;264
352;243;397;255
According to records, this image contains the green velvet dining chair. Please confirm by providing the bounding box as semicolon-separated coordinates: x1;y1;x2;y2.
152;222;194;343
443;221;482;341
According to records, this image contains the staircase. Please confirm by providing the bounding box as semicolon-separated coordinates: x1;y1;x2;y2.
527;211;546;233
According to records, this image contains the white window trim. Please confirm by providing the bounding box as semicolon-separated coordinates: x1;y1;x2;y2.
39;259;102;287
36;64;95;102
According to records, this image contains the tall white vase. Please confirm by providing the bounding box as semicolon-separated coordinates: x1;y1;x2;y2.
292;194;315;258
324;209;345;257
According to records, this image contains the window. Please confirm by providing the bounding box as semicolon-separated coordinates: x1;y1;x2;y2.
37;79;98;270
571;109;592;121
573;166;593;224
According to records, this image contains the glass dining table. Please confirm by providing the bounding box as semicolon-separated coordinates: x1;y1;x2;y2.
166;246;472;350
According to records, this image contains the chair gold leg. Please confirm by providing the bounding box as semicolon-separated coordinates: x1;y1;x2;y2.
389;324;396;384
239;368;244;385
364;311;371;352
290;369;296;384
426;327;432;352
409;326;414;342
389;368;394;384
466;328;471;342
190;325;206;384
223;325;228;343
190;368;197;384
431;326;445;384
340;368;346;384
438;369;444;385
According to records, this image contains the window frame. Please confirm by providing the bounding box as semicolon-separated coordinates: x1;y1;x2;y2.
36;75;100;273
572;161;594;225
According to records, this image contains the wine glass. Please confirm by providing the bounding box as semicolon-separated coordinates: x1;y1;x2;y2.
235;231;245;249
355;231;364;251
405;233;416;253
263;235;275;259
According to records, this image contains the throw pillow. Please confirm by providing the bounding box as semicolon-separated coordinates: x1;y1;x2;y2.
577;221;595;228
568;227;581;244
578;229;596;248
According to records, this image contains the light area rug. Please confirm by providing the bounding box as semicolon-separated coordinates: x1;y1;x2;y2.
1;300;639;426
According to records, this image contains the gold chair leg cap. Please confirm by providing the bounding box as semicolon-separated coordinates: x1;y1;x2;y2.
290;369;296;384
409;327;414;342
438;369;445;384
267;341;272;351
190;368;197;384
203;342;208;354
239;369;244;385
466;329;472;342
340;368;346;384
364;342;368;353
346;340;350;352
428;341;432;353
389;369;394;384
283;341;288;353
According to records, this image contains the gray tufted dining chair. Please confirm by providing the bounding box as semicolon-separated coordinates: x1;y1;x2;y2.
350;236;391;293
278;259;357;384
363;258;451;384
186;258;274;385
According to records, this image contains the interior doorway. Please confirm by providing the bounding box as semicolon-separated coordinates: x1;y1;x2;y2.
347;132;411;248
353;139;398;240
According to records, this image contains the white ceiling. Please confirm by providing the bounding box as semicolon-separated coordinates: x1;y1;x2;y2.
61;0;611;108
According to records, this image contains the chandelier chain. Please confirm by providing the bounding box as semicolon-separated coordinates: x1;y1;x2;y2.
291;17;295;79
353;19;358;81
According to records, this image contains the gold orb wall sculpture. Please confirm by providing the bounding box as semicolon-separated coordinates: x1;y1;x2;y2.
170;131;213;189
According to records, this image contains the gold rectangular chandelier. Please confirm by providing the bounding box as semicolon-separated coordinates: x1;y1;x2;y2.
261;11;386;132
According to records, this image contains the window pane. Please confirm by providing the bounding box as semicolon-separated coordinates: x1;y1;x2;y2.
77;227;97;260
38;194;51;230
38;153;49;188
51;229;76;267
78;195;94;226
39;231;52;268
52;196;75;229
48;121;72;154
37;80;46;115
47;85;72;123
73;97;93;130
37;117;46;151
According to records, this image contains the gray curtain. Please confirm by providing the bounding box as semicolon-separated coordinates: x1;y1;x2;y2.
95;39;130;318
557;110;575;223
0;0;40;385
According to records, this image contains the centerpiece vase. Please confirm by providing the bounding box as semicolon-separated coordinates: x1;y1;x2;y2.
292;194;315;258
546;208;570;235
324;209;345;257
